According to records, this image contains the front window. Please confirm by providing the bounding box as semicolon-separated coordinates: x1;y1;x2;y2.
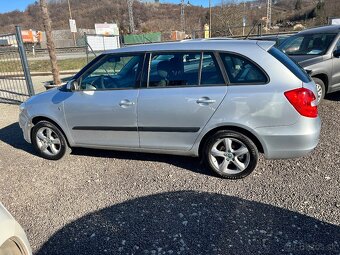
79;54;143;90
279;33;337;56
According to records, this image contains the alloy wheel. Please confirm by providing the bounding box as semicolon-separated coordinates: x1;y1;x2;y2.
209;137;250;175
35;127;61;156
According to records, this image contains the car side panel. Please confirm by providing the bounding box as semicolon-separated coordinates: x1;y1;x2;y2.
190;47;309;157
20;88;75;146
138;86;227;150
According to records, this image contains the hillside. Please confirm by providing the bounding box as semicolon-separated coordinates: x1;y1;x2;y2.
0;0;208;34
0;0;339;36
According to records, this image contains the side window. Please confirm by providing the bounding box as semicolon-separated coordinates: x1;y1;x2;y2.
79;54;142;90
201;53;225;85
220;53;268;84
148;52;200;87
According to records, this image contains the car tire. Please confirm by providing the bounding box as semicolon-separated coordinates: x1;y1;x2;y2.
312;77;325;103
31;121;70;160
202;130;258;179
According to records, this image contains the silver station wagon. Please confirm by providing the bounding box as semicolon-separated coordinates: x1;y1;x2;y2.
19;40;321;179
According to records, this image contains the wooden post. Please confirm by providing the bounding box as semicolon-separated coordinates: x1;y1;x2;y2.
39;0;61;85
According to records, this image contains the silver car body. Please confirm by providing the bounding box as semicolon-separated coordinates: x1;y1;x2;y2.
279;25;340;94
19;40;321;159
0;203;32;255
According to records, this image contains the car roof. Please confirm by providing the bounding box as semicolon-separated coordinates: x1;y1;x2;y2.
298;25;340;35
104;40;275;54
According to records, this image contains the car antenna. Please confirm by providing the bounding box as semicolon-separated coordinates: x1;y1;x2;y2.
244;20;260;40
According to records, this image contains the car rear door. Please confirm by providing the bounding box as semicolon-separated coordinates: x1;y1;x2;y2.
137;51;227;151
64;53;144;148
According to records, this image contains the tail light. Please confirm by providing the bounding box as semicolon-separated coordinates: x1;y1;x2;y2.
284;88;318;118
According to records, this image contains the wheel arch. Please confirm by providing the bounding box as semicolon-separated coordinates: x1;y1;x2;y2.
198;125;265;157
312;73;329;92
31;116;71;147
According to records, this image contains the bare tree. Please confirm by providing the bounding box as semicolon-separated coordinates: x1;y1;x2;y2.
39;0;61;85
213;1;241;36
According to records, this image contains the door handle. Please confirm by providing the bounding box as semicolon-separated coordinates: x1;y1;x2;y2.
196;97;216;105
119;99;135;108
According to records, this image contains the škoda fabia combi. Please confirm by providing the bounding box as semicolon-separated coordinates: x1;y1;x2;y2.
19;40;321;179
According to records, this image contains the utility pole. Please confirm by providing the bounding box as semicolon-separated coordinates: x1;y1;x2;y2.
209;0;212;37
127;0;135;34
266;0;272;32
67;0;77;46
242;1;246;36
181;0;185;32
39;0;61;85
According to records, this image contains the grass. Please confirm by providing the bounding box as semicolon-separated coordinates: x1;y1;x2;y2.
0;57;94;73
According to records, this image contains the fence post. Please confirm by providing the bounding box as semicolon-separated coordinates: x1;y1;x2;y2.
257;24;262;36
15;26;35;96
84;32;89;63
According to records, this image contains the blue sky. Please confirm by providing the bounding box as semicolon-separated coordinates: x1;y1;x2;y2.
0;0;253;14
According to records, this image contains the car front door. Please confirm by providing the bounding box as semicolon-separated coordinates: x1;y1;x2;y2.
138;52;227;151
64;53;144;148
331;36;340;89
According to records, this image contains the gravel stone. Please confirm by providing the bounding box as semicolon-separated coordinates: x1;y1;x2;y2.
0;97;339;255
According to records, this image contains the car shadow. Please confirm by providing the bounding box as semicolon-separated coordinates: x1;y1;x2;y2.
72;147;208;176
35;191;340;255
0;122;35;154
325;91;340;102
0;122;209;177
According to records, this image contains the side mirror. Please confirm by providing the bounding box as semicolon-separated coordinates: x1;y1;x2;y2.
66;79;79;91
333;49;340;58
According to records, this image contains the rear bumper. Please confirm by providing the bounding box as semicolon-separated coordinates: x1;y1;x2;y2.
256;116;321;159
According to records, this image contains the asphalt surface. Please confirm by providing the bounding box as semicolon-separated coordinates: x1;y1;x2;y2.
0;91;339;255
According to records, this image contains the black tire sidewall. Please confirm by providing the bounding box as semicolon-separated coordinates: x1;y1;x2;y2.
312;77;325;103
31;121;68;160
203;130;259;179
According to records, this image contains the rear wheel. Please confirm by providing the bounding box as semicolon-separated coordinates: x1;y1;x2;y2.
312;77;325;103
31;121;70;160
203;130;258;179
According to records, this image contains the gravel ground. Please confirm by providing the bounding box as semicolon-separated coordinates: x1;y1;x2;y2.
0;91;339;255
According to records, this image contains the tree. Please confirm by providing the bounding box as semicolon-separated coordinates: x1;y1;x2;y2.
39;0;61;85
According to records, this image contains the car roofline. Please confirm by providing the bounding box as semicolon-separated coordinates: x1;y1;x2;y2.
103;39;274;54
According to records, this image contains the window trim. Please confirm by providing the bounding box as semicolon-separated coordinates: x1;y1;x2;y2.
75;53;146;92
219;51;270;86
143;50;228;89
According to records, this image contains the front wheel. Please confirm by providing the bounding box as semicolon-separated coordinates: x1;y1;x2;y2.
312;77;325;103
202;130;258;179
31;121;70;160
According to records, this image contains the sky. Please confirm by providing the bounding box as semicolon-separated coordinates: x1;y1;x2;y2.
0;0;254;14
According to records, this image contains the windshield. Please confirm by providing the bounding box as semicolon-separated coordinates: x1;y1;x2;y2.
279;33;337;55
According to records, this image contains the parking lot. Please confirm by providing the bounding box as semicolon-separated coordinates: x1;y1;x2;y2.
0;92;339;254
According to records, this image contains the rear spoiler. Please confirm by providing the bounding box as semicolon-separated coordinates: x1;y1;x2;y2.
256;40;276;51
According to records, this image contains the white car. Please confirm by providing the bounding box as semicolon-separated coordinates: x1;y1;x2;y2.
0;203;31;255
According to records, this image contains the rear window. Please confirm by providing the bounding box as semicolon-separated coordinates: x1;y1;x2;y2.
220;53;268;84
268;47;312;83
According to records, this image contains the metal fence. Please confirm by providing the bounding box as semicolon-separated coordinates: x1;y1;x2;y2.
0;27;34;104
